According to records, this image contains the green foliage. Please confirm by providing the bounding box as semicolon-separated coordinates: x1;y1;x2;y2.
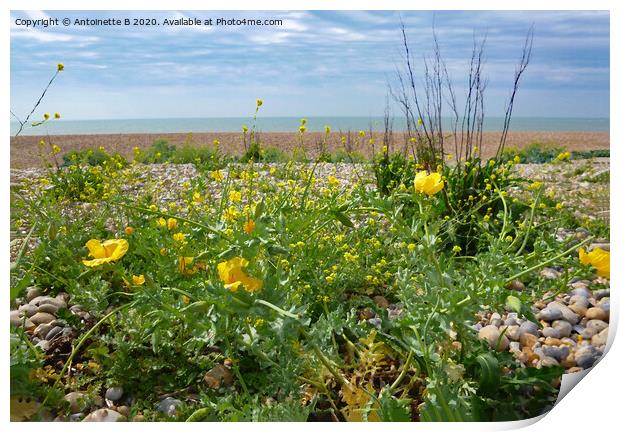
63;149;127;167
503;142;566;164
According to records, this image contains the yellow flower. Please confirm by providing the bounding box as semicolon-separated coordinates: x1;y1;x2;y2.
358;130;366;138
167;218;178;231
244;219;256;234
579;248;610;279
54;112;61;119
124;226;134;236
43;113;50;120
51;145;61;154
324;125;331;134
414;171;444;196
217;257;263;293
452;245;462;253
529;181;542;190
299;125;306;133
82;239;128;267
210;170;224;182
160;247;168;256
223;207;239;222
242;124;248;133
172;232;186;242
256;98;263;107
132;274;145;285
192;192;203;204
327;176;340;187
556;151;571;161
229;191;242;203
57;63;64;71
156;217;167;227
178;256;197;275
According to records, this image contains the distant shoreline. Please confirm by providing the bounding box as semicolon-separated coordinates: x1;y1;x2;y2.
10;131;609;169
9;116;610;136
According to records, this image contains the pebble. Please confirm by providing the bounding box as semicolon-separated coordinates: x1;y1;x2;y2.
18;304;38;317
105;387;124;402
540;268;560;279
10;310;24;327
45;326;63;341
157;397;182;416
542;327;561;339
519;321;539;336
83;408;127;422
586;319;608;333
537;308;562;322
551;320;572;338
506;280;525;291
33;323;54;339
585;307;608;321
29;312;56;325
372;296;389;309
568;304;588;317
37;303;59;314
571;285;591;298
575;346;599;368
546;301;579;325
35;340;51;351
64;392;88;414
506;325;521;341
519;333;538;348
569;295;589;309
25;287;42;303
545;338;562;346
593;289;610;300
539;357;560;367
542;345;570;361
592;328;608;347
116;406;130;417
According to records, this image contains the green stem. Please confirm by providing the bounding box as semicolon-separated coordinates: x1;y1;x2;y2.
515;189;542;256
389;350;415;392
506;236;593;283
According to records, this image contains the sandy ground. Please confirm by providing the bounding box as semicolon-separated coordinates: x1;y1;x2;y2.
10;131;609;168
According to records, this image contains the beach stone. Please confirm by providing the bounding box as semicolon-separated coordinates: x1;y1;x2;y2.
569;304;588;317
64;392;88;414
593;289;610;300
116;406;130;417
509;341;521;352
39;297;67;310
157;397;182;416
490;318;503;327
18;303;38;317
585;307;608;321
30;312;56;325
542;327;561;339
579;328;597;339
28;295;54;306
37;303;59;314
83;408;127;422
552;320;572;338
586;319;608;333
546;301;579;325
542;345;570;361
35;340;51;351
506;325;521;341
540;268;560;279
561;338;577;346
575;346;599;369
539;356;560;367
567;367;584;374
571;284;591;298
10;310;24;327
25;287;42;303
592;328;608;347
537;308;562;322
520;333;538;348
569;295;589;309
561;353;577;369
105;387;124;402
598;301;610;315
519;320;539;336
506;280;525;292
33;323;54;339
45;326;63;341
544;338;562;346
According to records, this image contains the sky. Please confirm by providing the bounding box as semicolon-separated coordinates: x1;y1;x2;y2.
10;10;610;120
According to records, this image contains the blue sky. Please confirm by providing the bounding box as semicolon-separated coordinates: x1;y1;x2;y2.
10;10;610;120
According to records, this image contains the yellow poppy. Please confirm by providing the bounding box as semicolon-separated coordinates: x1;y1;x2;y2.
579;248;610;279
132;274;145;285
167;218;178;230
414;171;444;196
82;239;128;267
217;257;263;293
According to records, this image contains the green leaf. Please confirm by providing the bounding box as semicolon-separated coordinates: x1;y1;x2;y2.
333;211;354;228
476;353;500;397
506;295;522;313
378;390;411;421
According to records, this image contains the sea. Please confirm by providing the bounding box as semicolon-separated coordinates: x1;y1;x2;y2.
10;117;609;136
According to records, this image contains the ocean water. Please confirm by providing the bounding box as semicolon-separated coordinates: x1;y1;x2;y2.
10;116;609;136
